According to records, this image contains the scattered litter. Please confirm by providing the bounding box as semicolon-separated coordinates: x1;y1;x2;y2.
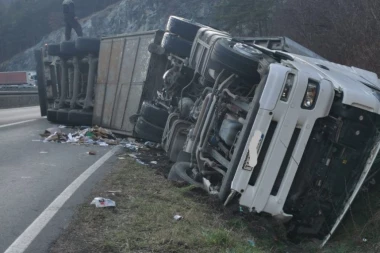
107;190;122;193
144;141;160;149
247;239;256;247
136;159;147;165
41;126;117;146
98;142;109;147
363;238;368;242
91;197;116;208
108;190;122;196
58;125;67;128
105;139;119;145
88;151;97;155
40;151;48;154
150;161;158;165
124;143;140;151
128;154;137;159
118;157;126;160
173;215;183;221
40;127;62;137
32;139;41;142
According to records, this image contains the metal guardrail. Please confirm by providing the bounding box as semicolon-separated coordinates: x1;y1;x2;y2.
0;91;38;95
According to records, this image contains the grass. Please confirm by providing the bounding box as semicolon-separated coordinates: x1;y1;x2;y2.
50;157;281;253
50;154;380;253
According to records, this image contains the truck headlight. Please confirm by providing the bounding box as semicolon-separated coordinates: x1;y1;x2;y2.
280;73;295;102
302;81;319;109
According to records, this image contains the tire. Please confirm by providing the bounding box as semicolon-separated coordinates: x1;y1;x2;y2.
140;101;169;128
75;37;101;54
68;110;93;126
135;117;164;143
166;16;204;41
60;41;78;56
56;109;70;124
210;39;262;83
161;32;192;58
47;44;61;56
47;109;58;123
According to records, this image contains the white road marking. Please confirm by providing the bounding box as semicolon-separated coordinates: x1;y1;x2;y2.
0;119;37;129
4;146;120;253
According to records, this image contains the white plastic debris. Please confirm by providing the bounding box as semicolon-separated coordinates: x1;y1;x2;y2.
66;133;80;143
128;154;137;159
136;159;147;165
363;238;368;242
90;197;116;208
174;215;183;221
124;143;139;151
58;125;67;128
97;141;109;147
40;151;48;154
118;157;126;160
150;161;158;165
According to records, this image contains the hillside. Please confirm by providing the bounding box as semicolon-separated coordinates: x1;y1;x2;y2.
0;0;120;65
0;0;231;71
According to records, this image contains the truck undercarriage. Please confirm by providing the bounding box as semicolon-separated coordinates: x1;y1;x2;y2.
36;16;380;246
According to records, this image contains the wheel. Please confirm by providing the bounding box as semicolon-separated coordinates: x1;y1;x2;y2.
134;116;164;143
209;39;262;83
56;109;70;124
168;163;185;182
166;16;204;41
60;41;78;56
161;32;192;58
140;101;169;128
75;38;101;54
68;110;93;126
168;129;187;162
47;44;61;56
47;109;58;122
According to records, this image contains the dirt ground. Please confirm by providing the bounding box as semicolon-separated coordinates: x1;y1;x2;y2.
49;145;379;253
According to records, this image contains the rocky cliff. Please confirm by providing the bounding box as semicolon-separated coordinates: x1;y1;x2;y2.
0;0;230;71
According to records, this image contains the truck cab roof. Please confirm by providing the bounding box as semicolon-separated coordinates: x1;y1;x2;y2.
289;54;380;115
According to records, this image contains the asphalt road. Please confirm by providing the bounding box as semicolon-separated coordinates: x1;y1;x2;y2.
0;106;41;125
0;107;120;252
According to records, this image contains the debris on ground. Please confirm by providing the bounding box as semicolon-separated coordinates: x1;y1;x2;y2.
90;197;116;208
173;214;183;221
144;141;161;149
40;127;62;137
120;139;172;177
88;151;97;155
136;159;147;165
41;126;119;146
118;157;126;160
247;239;256;247
107;190;122;196
40;151;48;154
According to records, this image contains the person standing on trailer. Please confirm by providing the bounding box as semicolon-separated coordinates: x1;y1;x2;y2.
62;0;83;41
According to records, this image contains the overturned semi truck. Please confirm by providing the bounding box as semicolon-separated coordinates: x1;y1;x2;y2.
35;16;380;246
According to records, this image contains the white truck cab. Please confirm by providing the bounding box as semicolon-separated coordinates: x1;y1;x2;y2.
232;51;380;245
